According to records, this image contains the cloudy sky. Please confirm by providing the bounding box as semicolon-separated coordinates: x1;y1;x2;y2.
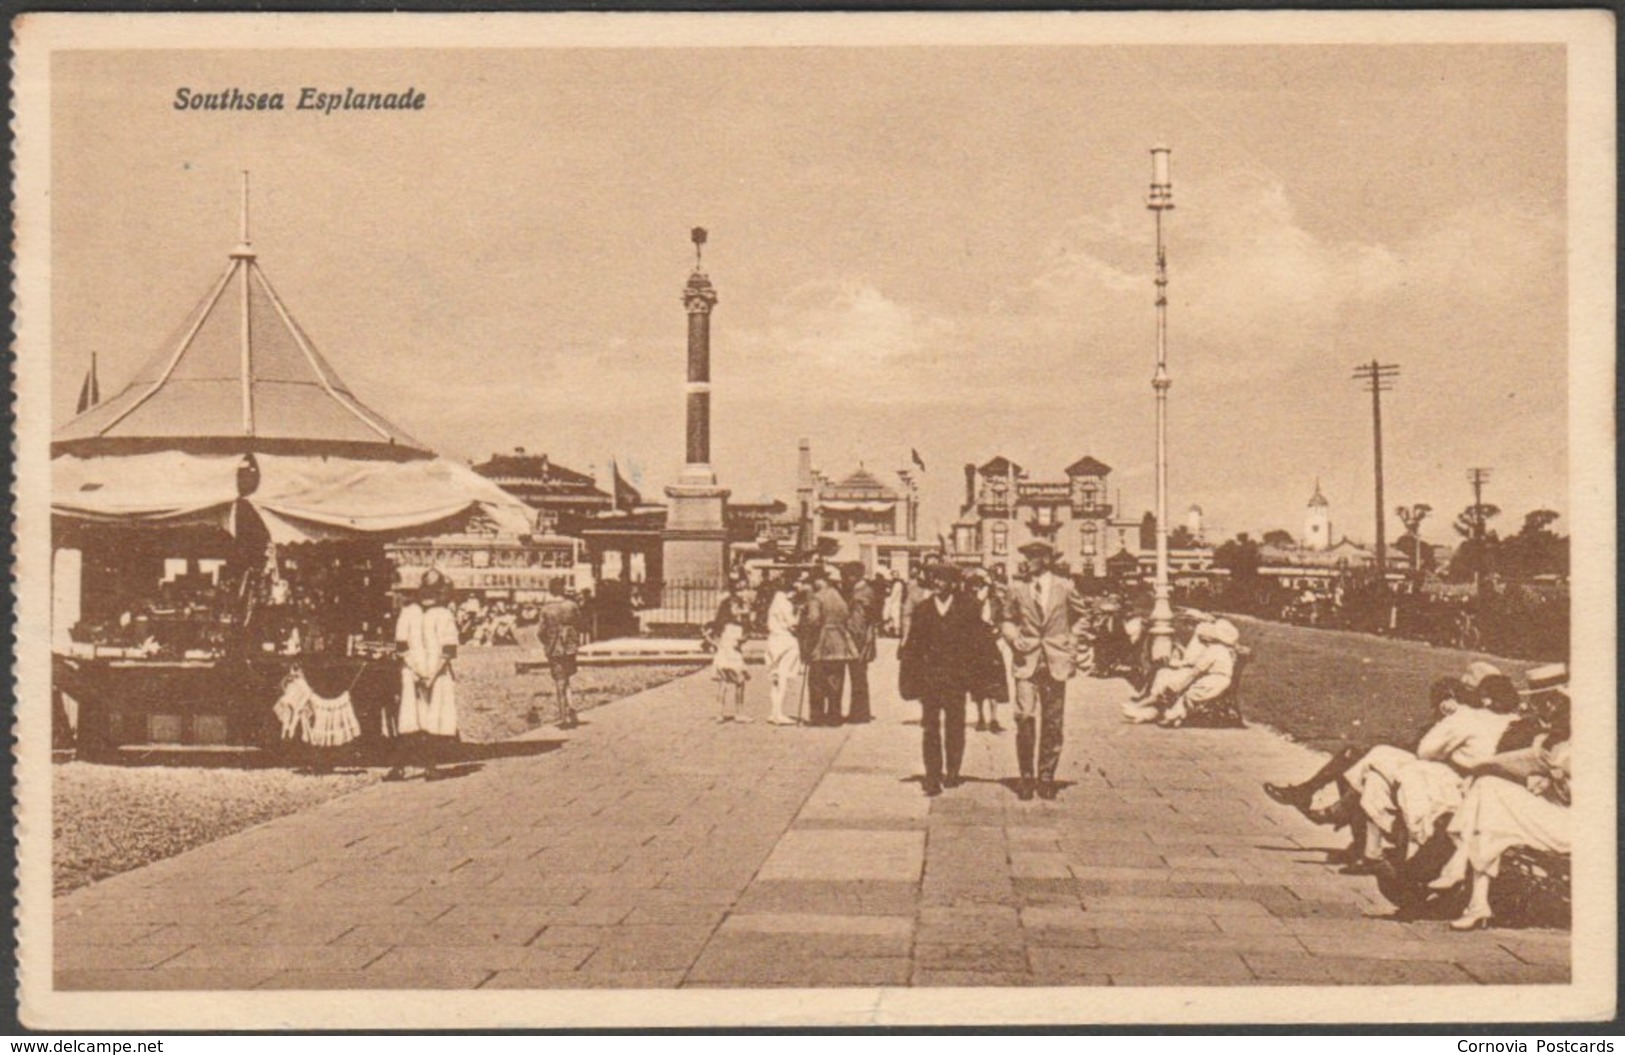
51;41;1568;544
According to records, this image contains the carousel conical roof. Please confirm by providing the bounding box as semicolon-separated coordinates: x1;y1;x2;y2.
53;242;429;458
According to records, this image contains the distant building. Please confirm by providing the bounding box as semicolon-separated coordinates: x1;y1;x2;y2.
1259;537;1377;593
1186;504;1205;542
1257;481;1382;592
807;462;933;575
949;455;1150;578
386;514;584;602
471;448;618;533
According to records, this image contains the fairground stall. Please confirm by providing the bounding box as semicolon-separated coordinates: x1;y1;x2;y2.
51;234;532;760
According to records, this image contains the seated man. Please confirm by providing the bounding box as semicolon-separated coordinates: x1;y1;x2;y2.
1326;674;1520;874
1264;662;1498;812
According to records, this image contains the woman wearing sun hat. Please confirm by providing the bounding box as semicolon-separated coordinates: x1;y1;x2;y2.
386;568;461;781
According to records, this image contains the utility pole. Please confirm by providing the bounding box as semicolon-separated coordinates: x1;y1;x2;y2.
1352;361;1399;581
1466;468;1493;542
1466;467;1493;588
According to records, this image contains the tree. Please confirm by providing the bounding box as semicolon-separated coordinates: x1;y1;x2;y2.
1453;502;1501;541
1139;512;1157;551
1498;508;1568;581
1213;533;1261;581
1168;525;1199;549
1261;529;1295;548
1396;503;1433;575
1448;501;1503;583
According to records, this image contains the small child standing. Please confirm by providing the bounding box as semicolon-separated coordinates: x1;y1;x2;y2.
708;589;752;723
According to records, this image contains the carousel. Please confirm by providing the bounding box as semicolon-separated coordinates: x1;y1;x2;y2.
51;223;532;761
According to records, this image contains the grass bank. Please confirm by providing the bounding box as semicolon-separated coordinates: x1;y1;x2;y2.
1230;615;1533;754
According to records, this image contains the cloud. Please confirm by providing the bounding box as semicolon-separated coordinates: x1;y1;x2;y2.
731;279;959;404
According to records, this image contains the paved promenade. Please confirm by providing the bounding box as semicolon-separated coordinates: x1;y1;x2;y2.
55;642;1569;990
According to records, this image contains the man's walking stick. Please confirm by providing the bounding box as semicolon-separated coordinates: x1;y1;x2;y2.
795;662;810;725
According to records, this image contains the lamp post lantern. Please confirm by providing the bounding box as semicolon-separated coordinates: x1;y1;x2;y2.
1147;144;1175;662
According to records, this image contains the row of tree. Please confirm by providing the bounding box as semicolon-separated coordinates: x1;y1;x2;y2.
1209;504;1567;584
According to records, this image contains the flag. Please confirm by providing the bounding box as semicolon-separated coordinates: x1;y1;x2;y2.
911;447;926;473
612;460;642;512
76;353;100;414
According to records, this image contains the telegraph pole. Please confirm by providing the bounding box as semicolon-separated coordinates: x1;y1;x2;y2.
1466;467;1493;542
1352;360;1399;579
1466;467;1493;587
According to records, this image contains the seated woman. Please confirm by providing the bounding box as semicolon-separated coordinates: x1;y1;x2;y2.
1425;691;1570;930
1341;674;1520;872
1121;617;1239;727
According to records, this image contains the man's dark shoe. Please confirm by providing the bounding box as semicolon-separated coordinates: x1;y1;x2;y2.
1037;782;1058;800
1263;781;1310;809
944;774;962;789
923;783;943;797
1016;780;1036;801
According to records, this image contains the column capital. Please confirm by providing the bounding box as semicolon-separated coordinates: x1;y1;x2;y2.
683;270;718;314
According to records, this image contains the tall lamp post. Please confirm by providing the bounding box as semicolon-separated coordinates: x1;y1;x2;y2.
1147;144;1175;661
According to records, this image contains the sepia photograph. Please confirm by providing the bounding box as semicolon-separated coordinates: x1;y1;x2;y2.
11;11;1615;1029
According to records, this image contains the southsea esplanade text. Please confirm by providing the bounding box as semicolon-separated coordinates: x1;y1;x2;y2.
173;87;427;113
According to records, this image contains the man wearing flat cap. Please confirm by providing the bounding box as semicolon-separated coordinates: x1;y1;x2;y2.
1000;539;1087;800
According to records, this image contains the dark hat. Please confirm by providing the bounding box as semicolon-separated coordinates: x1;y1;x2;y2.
840;561;866;579
924;563;962;587
418;568;453;604
1018;539;1059;561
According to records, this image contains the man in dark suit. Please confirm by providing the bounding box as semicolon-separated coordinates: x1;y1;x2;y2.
1000;540;1087;800
898;563;980;796
843;563;878;724
803;565;856;726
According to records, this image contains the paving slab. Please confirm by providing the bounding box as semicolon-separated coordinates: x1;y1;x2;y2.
52;639;1568;991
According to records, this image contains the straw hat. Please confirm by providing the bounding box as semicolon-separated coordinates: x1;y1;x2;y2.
1520;662;1568;696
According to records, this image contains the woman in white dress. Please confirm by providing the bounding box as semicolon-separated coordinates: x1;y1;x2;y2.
1428;695;1571;930
763;575;803;726
386;568;460;781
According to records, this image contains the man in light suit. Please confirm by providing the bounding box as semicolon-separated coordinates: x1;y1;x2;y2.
803;565;857;726
1000;540;1086;800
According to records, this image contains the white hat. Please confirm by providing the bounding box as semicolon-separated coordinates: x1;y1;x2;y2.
1197;619;1240;647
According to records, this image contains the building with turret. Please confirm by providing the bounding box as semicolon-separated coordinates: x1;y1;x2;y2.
1304;479;1332;551
949;455;1149;578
